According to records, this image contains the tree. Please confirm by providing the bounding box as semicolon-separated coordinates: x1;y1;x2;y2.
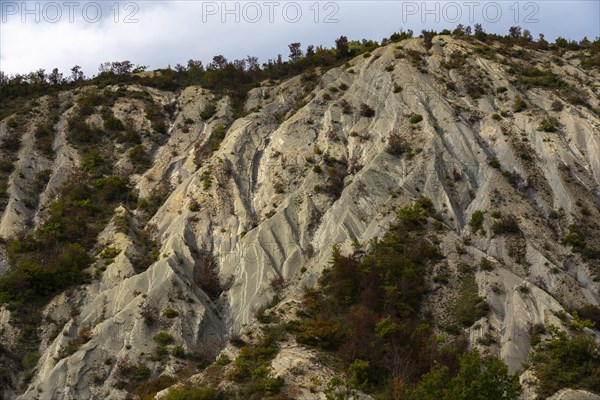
422;30;436;50
210;55;228;69
70;65;85;81
306;45;315;58
335;35;349;58
288;42;303;62
474;24;485;40
509;26;522;39
48;68;63;85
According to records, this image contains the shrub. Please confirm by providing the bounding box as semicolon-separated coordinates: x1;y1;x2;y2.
200;102;217;121
386;132;406;155
492;113;502;120
172;345;185;358
163;386;228;400
469;211;485;234
163;308;179;318
188;200;201;212
551;100;564;112
576;305;600;326
409;114;423;124
134;375;177;400
491;215;520;235
153;332;174;345
359;103;375;117
480;258;493;271
512;96;526;112
489;159;501;169
537;117;558;132
128;145;152;173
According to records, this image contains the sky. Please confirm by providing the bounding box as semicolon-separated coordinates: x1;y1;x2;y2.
0;0;599;76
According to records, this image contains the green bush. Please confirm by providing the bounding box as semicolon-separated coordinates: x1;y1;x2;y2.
200;102;217;121
128;145;152;173
172;345;185;358
163;308;179;318
469;211;485;234
153;332;174;345
537;117;559;132
410;114;424;123
512;96;526;112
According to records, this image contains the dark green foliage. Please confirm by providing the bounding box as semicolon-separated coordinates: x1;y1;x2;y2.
226;330;285;397
34;123;55;157
145;101;167;134
153;332;174;345
469;211;485;234
163;308;179;318
510;64;569;91
538;117;559;132
163;386;229;400
134;375;178;400
0;170;130;304
562;225;585;248
491;215;520;235
128;145;152;173
576;305;600;326
529;327;600;397
454;275;489;327
200;102;217;121
410;114;424;123
562;225;600;260
172;345;185;358
289;199;445;391
403;351;521;400
512;96;526;112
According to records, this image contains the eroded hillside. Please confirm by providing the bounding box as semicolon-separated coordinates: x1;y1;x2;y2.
0;33;599;399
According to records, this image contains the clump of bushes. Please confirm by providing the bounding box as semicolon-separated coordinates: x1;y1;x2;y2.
454;275;489;327
288;199;446;391
528;327;600;397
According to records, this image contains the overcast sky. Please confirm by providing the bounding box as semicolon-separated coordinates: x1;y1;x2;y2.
1;0;598;76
